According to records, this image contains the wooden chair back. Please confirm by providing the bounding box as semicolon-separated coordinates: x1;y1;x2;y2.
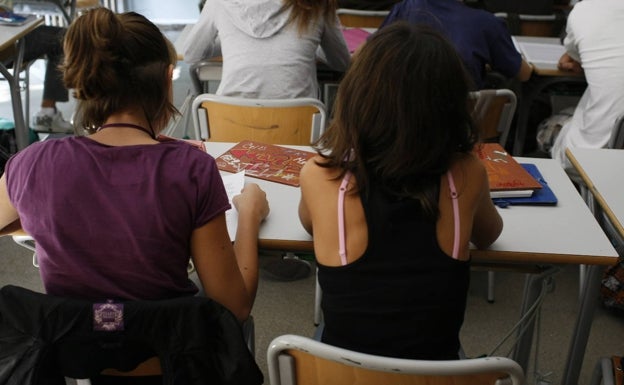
267;335;525;385
469;89;517;148
192;94;327;145
337;9;389;28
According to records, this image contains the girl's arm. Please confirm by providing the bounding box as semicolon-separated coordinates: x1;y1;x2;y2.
0;174;20;236
183;0;221;64
191;183;268;322
470;164;503;249
317;16;351;71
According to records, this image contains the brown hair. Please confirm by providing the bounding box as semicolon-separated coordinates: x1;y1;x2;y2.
315;22;478;219
62;8;178;134
281;0;337;33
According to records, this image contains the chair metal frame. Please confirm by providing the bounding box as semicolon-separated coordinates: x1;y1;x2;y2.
267;334;525;385
469;88;517;149
189;60;223;95
469;89;518;303
589;357;618;385
493;12;565;37
191;93;327;145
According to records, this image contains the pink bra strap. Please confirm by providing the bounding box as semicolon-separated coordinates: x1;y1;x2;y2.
446;171;460;260
337;171;352;266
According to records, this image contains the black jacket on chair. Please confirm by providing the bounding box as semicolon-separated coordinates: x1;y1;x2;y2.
0;285;263;385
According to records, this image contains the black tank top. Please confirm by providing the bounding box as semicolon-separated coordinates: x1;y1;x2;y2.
318;177;470;360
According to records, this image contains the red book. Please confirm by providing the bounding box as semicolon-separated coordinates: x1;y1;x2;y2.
476;143;542;198
215;140;315;187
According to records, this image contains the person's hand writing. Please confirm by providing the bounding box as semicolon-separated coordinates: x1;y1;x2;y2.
558;53;583;73
233;183;269;223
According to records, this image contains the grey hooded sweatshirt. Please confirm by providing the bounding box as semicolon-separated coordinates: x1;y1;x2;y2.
183;0;350;99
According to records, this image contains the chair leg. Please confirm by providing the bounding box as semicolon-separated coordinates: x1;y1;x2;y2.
589;357;615;385
242;316;255;357
487;271;495;303
314;268;322;326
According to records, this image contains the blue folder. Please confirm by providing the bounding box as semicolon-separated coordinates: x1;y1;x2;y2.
493;163;558;207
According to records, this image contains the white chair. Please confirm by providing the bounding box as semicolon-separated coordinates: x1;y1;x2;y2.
191;94;327;145
267;334;525;385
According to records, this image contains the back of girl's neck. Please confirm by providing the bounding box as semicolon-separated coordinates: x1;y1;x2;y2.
88;114;159;146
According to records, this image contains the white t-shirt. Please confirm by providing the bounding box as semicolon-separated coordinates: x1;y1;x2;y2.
551;0;624;173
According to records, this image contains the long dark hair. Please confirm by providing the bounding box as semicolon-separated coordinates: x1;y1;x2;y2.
315;21;478;219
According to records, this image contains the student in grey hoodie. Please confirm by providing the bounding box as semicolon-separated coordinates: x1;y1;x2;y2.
184;0;351;99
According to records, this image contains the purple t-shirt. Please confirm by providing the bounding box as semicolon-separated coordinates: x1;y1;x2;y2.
6;137;230;301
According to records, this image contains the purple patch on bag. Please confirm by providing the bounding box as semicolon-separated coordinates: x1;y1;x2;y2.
93;301;124;331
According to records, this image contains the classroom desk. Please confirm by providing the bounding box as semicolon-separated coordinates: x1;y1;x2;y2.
206;142;615;264
511;36;586;156
566;147;624;241
0;15;43;150
205;142;617;385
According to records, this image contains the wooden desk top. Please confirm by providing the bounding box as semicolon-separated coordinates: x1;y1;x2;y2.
566;147;624;241
205;142;618;266
0;15;43;52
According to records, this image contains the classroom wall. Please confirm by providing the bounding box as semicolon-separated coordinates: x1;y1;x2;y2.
124;0;199;24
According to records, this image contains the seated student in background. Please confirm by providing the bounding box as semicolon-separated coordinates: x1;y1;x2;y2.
0;8;269;326
183;0;350;99
0;0;72;132
337;0;401;10
380;0;533;89
545;0;624;181
298;22;503;359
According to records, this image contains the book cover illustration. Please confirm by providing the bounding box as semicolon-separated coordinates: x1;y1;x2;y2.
476;143;542;197
216;140;315;187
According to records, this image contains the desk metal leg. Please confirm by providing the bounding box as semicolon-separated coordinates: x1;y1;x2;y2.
512;267;557;371
0;39;30;150
561;264;603;385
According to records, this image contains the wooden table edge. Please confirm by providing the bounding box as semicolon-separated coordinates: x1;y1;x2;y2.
566;148;624;240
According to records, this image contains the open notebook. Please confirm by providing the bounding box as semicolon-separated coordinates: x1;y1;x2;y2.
512;37;565;69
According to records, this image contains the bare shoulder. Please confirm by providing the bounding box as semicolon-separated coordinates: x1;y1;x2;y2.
449;152;487;184
300;156;340;188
